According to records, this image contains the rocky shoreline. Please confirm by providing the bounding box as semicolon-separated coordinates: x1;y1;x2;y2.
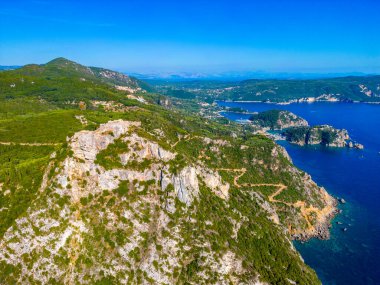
294;198;339;242
243;109;365;149
275;146;340;242
283;125;364;149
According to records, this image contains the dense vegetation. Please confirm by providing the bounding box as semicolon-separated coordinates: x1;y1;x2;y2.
0;58;149;106
284;126;339;145
284;126;311;143
249;110;281;129
0;145;54;237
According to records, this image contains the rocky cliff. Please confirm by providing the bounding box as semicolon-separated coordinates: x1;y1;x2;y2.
284;125;363;148
0;119;332;284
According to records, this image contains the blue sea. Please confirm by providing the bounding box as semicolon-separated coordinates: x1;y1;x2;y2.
218;101;380;285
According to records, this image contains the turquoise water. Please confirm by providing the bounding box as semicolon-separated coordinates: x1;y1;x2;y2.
219;102;380;285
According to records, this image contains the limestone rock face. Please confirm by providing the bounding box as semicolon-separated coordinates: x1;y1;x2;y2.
276;111;309;129
70;120;141;161
197;167;230;199
172;166;199;206
119;133;176;164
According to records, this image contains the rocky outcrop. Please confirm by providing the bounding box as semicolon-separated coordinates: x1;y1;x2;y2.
347;140;364;149
249;110;309;130
308;125;349;147
196;166;230;199
284;124;363;148
162;166;200;210
250;110;364;150
277;111;309;129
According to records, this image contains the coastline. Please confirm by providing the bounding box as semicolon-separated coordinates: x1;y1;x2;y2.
217;99;380;105
219;97;380;284
285;150;339;242
218;106;340;242
293;191;338;242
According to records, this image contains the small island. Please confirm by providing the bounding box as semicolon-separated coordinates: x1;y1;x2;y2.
248;110;364;149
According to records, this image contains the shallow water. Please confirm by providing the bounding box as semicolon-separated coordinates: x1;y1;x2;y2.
219;101;380;285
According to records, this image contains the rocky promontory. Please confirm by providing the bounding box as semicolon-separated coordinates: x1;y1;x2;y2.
283;125;364;148
248;109;364;149
249;109;309;130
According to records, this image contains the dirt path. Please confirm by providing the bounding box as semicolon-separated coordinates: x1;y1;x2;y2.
170;135;187;148
217;167;286;190
217;167;333;233
170;134;199;149
0;141;61;146
170;134;334;235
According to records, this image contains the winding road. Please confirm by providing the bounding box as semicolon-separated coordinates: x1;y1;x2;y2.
217;167;334;233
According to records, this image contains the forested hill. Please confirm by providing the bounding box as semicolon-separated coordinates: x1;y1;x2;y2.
0;57;152;105
152;75;380;102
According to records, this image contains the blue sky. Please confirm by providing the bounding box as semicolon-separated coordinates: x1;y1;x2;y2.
1;0;379;73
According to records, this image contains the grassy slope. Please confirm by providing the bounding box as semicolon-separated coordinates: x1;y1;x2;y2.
0;57;150;106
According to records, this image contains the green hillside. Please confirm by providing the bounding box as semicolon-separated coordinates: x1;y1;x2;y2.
0;57;150;106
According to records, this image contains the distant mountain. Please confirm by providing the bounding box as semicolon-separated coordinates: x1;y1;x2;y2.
0;57;152;104
130;72;216;81
130;70;372;81
152;75;380;103
0;66;22;71
22;57;147;89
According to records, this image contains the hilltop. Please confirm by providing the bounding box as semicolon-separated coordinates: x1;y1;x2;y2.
16;57;144;89
0;59;337;284
0;57;152;107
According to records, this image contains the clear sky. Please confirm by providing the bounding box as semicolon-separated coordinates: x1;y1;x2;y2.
1;0;379;74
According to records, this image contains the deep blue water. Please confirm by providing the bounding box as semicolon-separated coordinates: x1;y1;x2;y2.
219;102;380;285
